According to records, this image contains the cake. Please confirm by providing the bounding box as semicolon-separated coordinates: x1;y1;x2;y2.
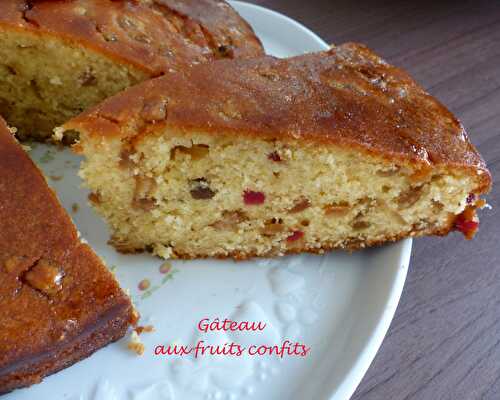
0;0;264;141
0;116;136;394
62;43;492;260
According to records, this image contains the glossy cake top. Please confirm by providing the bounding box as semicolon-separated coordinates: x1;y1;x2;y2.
0;116;132;375
0;0;264;75
67;43;491;193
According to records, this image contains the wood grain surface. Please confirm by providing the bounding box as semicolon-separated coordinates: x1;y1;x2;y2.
247;0;500;398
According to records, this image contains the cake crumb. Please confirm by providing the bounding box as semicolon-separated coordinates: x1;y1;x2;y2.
135;325;155;335
130;307;140;325
128;331;145;356
152;244;173;259
52;127;64;142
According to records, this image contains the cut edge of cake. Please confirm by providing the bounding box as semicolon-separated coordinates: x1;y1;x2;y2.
68;127;491;260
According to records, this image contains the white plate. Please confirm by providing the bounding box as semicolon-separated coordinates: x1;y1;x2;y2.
5;3;411;400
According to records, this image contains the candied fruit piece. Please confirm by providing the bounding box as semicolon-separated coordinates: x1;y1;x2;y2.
431;200;444;211
352;220;370;230
261;218;285;236
190;178;216;200
397;186;423;209
135;176;156;197
88;192;102;204
23;259;64;296
243;190;265;205
454;207;479;239
289;197;311;213
133;198;156;211
171;144;209;161
324;201;350;216
455;218;479;239
133;175;157;210
286;231;304;242
476;199;487;208
466;193;476;204
268;151;281;162
212;210;248;230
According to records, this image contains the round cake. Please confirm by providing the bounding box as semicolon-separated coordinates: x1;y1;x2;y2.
0;0;264;141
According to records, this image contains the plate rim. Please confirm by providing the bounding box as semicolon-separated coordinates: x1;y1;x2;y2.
231;0;329;52
230;2;412;399
331;240;411;400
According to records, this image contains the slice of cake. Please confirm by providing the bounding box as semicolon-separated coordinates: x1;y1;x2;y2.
0;0;263;141
0;116;136;394
62;43;492;260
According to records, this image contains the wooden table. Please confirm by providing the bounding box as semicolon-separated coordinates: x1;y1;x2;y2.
248;0;500;398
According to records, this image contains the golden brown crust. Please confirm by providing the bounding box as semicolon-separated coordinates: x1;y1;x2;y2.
66;43;492;195
0;116;134;393
0;0;264;75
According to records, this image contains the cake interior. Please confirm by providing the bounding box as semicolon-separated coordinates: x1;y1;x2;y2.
76;127;480;259
0;28;146;141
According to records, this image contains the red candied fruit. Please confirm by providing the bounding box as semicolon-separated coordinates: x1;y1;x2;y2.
268;151;281;162
454;213;479;240
243;190;265;205
286;231;304;242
